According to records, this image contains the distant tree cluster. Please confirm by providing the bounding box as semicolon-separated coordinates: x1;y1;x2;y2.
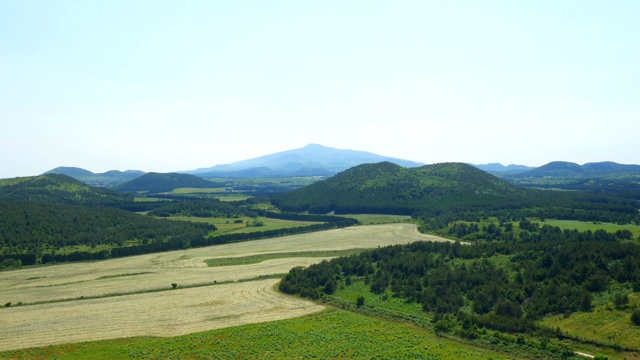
146;200;255;218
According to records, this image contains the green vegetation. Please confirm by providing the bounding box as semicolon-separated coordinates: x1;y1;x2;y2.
280;226;640;357
532;220;640;239
0;174;132;206
542;293;640;351
343;213;412;225
44;167;145;187
113;172;221;194
204;249;367;267
272;162;640;228
0;309;520;360
498;161;640;199
0;201;214;266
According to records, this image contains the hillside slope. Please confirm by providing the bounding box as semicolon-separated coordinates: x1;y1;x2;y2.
0;174;133;206
113;172;219;193
44;167;145;186
272;162;530;214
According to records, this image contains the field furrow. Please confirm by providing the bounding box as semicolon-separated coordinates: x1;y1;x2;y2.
0;224;451;351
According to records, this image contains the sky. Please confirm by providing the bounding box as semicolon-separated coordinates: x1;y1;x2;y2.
1;1;638;178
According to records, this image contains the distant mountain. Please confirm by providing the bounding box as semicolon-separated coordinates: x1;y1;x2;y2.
472;163;534;173
508;161;640;178
271;162;529;214
582;161;640;174
0;174;133;205
44;167;145;186
113;172;220;194
184;144;424;177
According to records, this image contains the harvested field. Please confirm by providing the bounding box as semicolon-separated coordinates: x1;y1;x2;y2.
0;279;323;352
0;224;451;351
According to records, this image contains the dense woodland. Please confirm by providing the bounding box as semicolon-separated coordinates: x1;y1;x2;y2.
280;223;640;342
0;174;360;268
0;201;215;266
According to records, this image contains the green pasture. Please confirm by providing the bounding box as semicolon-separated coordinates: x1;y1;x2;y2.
204;249;367;267
0;309;519;360
341;214;412;225
167;216;321;236
170;187;227;194
533;219;640;238
541;293;640;353
167;188;251;201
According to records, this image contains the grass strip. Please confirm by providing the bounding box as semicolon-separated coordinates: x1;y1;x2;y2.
204;249;367;267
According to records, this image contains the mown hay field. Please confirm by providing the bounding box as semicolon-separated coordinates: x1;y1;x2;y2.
0;224;451;352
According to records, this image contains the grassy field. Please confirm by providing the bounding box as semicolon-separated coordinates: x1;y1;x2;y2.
0;224;452;354
167;216;320;235
342;213;413;225
204;249;367;267
0;308;520;360
533;219;640;238
542;293;640;353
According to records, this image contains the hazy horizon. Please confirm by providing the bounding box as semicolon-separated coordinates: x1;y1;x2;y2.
2;1;638;178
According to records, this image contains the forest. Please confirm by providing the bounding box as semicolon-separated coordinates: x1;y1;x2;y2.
280;222;640;353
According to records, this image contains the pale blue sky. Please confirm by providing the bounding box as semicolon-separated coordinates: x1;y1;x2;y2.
1;1;638;178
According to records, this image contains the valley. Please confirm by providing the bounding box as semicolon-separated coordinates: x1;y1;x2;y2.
2;153;640;359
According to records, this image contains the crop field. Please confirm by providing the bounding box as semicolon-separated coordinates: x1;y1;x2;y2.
0;224;450;352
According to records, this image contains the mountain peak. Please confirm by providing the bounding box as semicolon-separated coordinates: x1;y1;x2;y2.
186;144;424;177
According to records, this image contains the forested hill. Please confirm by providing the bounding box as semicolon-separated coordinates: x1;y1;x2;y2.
44;167;145;187
271;162;531;214
113;172;219;193
0;174;132;206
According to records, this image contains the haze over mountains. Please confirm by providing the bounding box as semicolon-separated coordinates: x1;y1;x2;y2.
183;144;425;178
38;144;640;191
44;167;145;187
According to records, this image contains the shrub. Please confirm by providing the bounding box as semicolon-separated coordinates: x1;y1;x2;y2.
631;309;640;326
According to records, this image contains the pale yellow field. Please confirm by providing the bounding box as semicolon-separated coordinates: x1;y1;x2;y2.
0;224;450;352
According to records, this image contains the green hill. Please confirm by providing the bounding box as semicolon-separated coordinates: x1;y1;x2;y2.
0;174;214;267
0;174;133;206
271;162;530;214
44;167;145;186
113;172;219;194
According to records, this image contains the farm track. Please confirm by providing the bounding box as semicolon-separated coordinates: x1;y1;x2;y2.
0;224;451;351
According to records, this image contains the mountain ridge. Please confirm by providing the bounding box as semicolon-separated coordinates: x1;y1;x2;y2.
184;144;425;177
44;167;145;187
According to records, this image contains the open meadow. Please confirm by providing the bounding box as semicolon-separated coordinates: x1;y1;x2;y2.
0;224;450;352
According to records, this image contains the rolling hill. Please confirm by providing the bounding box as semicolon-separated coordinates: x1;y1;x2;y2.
471;163;533;173
44;167;145;187
0;174;133;206
507;161;640;178
113;172;220;194
184;144;424;177
0;174;214;267
271;162;531;214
